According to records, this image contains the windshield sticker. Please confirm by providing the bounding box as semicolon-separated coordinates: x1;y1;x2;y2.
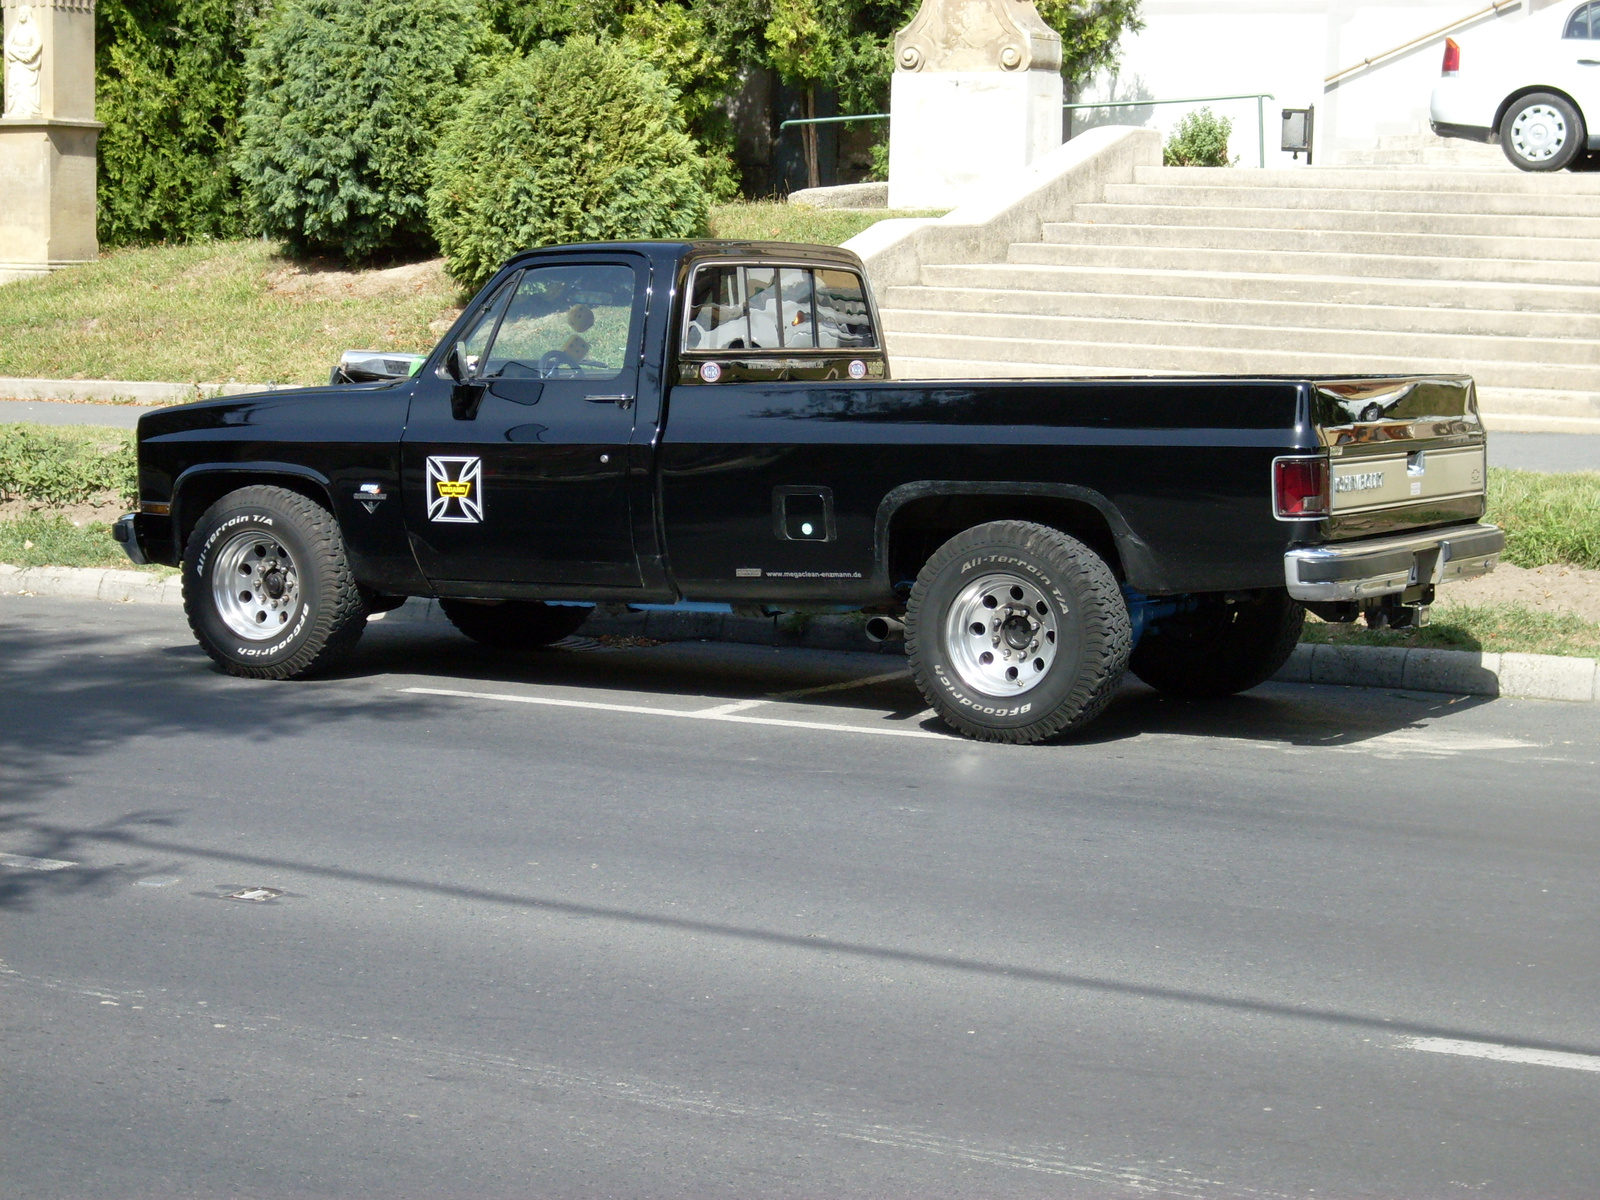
426;456;484;523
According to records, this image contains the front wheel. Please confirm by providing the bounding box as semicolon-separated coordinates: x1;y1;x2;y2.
182;485;366;679
1128;590;1304;698
1501;93;1585;171
906;521;1132;744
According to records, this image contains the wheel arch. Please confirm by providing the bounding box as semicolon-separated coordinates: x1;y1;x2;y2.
875;482;1163;595
1493;86;1588;136
172;463;337;559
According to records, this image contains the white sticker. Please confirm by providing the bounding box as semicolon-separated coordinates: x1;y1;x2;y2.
700;361;722;383
848;359;867;379
426;456;484;523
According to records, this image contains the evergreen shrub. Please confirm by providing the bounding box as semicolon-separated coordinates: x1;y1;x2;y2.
1164;107;1237;167
235;0;501;260
427;36;710;289
95;0;252;246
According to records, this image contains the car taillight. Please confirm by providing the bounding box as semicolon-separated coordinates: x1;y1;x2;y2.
1442;37;1460;76
1274;456;1330;519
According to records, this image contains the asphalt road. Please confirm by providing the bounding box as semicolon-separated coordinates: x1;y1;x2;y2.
4;400;1599;473
3;595;1598;1199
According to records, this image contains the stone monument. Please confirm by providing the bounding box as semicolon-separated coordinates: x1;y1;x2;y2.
887;0;1063;210
1;0;100;284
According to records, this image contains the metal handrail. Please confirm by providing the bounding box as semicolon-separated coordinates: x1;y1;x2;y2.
778;114;888;132
1325;0;1521;84
1064;93;1276;168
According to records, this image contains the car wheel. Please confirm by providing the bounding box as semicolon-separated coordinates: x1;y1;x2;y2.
439;599;591;649
182;485;366;679
1128;590;1304;698
1500;93;1585;171
906;521;1131;744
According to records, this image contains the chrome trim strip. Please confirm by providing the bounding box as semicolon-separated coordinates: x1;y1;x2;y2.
1284;523;1503;602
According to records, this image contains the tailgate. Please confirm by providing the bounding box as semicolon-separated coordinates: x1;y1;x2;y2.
1310;377;1487;540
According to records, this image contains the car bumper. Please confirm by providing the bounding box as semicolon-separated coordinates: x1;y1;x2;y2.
111;512;149;566
1431;119;1496;144
1284;523;1503;602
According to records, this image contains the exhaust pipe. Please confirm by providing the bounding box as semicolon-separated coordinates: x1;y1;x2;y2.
864;616;905;643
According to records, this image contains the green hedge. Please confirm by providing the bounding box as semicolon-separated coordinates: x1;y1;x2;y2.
95;0;251;246
0;425;137;506
427;35;709;289
236;0;502;260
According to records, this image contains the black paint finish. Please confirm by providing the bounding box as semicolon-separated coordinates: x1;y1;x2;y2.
127;240;1488;605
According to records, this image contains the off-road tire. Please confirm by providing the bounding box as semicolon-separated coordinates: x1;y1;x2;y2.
906;521;1132;744
1129;590;1304;698
438;599;591;649
182;485;366;679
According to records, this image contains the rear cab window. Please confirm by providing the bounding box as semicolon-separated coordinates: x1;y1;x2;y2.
680;260;887;384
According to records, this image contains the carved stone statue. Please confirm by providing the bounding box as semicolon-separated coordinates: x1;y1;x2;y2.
887;0;1065;208
894;0;1062;74
4;4;45;119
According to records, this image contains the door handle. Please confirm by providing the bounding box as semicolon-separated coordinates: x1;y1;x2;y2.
1580;58;1600;65
584;394;635;410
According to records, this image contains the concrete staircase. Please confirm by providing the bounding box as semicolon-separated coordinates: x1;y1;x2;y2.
879;165;1600;431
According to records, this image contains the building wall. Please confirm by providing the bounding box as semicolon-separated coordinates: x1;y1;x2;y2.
1074;0;1559;165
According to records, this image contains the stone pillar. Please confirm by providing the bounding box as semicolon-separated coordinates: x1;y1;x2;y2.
887;0;1063;210
1;0;101;284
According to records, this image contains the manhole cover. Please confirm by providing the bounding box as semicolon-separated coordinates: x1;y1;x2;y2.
227;887;283;902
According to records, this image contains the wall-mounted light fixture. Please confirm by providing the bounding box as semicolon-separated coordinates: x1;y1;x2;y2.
1282;106;1315;164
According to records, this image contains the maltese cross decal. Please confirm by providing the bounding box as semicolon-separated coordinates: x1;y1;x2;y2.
426;455;483;523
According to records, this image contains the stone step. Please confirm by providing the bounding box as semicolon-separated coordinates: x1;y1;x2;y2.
1009;240;1600;287
918;262;1598;314
1041;220;1600;264
1103;182;1600;217
882;283;1600;340
1132;165;1600;195
878;305;1599;368
878;329;1600;392
1071;201;1600;241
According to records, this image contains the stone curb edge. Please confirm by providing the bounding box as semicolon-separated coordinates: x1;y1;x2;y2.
4;564;1597;703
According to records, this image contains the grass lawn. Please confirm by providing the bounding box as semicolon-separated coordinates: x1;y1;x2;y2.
1488;469;1600;570
0;512;171;574
0;204;937;388
1302;603;1600;659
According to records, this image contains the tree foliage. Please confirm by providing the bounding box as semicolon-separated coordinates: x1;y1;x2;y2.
1038;0;1146;91
95;0;258;246
235;0;502;261
1163;107;1236;167
427;36;710;289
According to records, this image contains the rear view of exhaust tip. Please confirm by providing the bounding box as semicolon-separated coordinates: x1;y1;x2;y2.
864;616;906;643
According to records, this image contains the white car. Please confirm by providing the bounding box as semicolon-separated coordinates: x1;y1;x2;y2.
1431;0;1600;170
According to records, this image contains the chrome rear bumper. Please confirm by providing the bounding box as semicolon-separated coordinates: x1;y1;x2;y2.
1284;523;1503;602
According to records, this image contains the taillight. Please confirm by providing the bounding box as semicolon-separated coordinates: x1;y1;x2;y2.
1442;37;1460;76
1274;456;1330;519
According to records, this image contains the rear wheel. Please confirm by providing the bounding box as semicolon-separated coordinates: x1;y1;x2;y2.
182;485;366;679
1128;590;1303;698
439;599;591;649
1501;93;1584;171
906;521;1131;744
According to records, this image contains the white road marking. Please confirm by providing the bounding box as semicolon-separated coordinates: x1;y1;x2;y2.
1334;731;1535;757
696;699;771;716
403;687;951;741
0;853;77;871
1400;1037;1600;1073
768;669;911;700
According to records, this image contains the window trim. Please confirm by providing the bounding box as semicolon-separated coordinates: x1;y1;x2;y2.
680;260;880;356
1565;1;1597;38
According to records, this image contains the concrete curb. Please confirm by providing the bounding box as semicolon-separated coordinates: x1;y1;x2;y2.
4;564;1597;702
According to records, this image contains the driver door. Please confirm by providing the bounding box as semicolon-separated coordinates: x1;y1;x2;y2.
402;255;646;587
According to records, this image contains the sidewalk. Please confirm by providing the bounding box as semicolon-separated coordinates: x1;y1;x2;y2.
4;564;1596;704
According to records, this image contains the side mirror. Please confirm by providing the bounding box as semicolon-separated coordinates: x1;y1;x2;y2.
443;341;469;383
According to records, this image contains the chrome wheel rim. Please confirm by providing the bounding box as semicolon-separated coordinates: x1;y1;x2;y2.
1511;105;1567;161
211;529;301;641
944;572;1060;697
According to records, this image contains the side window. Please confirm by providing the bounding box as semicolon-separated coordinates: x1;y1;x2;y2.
814;270;876;349
686;265;750;350
1565;2;1597;37
482;264;637;380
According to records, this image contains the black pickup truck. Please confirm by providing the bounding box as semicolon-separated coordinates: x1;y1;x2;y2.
116;239;1503;743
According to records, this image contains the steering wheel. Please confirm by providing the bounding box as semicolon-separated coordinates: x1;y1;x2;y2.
539;350;580;378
